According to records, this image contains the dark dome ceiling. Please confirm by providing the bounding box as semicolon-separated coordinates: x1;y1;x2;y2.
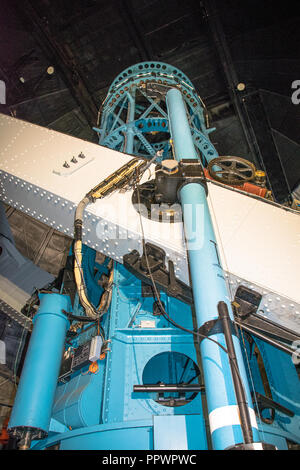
0;0;299;198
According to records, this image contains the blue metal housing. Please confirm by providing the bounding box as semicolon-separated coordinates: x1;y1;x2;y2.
8;294;70;435
31;262;208;450
8;61;300;451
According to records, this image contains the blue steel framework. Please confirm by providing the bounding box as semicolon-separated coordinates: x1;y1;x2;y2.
94;61;218;163
7;62;300;450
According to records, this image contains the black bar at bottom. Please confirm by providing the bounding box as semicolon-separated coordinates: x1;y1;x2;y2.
133;384;204;393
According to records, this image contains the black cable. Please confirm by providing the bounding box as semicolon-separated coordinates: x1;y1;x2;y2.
62;310;97;323
159;304;228;354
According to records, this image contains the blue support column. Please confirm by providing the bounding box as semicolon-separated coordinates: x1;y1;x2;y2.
8;294;70;438
166;88;261;450
125;88;136;154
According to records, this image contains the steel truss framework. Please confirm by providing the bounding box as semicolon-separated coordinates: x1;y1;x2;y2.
94;61;218;163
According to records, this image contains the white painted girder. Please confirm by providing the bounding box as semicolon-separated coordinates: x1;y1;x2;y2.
0;113;300;332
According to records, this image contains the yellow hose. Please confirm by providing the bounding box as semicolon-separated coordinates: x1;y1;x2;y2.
74;158;145;319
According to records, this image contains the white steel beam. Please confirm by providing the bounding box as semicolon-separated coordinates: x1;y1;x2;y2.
0;114;300;333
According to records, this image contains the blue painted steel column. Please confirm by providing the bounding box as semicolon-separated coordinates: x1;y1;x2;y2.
166;88;261;450
8;293;70;435
125;87;136;154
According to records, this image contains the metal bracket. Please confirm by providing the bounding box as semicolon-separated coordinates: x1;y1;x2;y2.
252;391;294;424
197;317;236;342
178;159;208;195
123;243;193;305
233;285;300;355
233;285;262;318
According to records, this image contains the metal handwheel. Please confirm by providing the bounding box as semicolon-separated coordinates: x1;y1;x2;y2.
207;156;256;185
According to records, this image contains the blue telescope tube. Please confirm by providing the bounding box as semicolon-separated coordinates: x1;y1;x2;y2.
8;293;70;435
166;88;261;450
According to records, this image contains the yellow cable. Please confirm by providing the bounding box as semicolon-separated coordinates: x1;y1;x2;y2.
73;159;142;319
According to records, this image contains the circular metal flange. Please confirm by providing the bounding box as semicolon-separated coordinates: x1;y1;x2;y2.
101;61;206;120
207;156;256;185
109;61;195;94
8;425;47;441
98;61;214;162
226;442;277;450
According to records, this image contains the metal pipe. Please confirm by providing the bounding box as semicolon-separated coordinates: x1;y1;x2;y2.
133;384;204;393
218;301;253;444
166;87;261;450
234;321;298;357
